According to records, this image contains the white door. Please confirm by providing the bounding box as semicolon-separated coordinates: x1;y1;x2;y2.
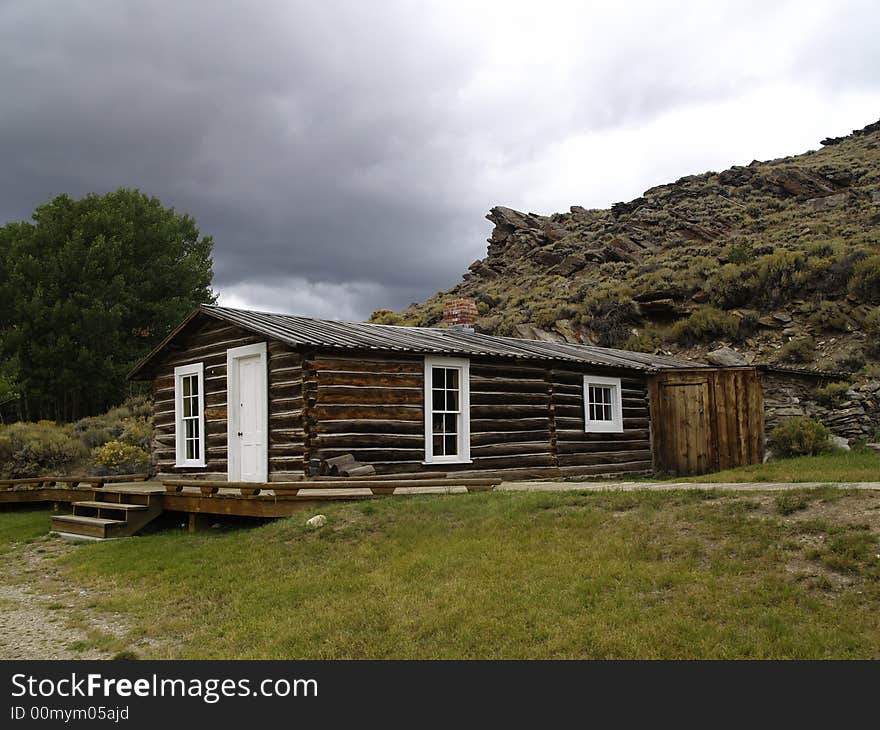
227;343;267;482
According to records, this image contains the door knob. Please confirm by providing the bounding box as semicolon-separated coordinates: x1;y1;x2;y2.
237;432;243;437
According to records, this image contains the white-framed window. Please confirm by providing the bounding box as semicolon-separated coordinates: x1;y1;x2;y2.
583;375;624;433
174;362;206;467
423;356;471;464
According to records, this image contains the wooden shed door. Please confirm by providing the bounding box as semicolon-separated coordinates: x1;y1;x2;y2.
657;381;712;476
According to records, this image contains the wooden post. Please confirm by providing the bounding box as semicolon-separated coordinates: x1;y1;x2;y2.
188;513;211;533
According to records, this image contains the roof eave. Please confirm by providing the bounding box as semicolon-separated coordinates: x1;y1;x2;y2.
126;305;222;380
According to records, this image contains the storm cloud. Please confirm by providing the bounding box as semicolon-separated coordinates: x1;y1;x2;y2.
2;0;879;318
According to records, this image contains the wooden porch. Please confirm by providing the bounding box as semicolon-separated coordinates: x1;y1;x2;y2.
0;473;501;539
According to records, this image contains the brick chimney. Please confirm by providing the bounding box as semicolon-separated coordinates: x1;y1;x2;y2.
443;296;478;331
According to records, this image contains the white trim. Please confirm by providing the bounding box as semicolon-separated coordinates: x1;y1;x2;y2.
227;342;268;482
583;375;624;433
423;356;471;464
174;362;206;467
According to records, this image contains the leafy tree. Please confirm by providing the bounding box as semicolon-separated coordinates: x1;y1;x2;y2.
0;189;216;421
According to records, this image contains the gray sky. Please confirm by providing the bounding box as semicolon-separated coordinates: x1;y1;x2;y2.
2;0;879;319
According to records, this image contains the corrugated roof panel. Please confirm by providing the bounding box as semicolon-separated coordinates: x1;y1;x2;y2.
200;305;701;371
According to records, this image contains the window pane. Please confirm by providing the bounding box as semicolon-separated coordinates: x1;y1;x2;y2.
186;439;194;460
445;435;458;456
190;375;199;396
446;369;458;389
432;367;445;389
433;434;443;454
183;394;192;418
183;376;191;398
589;403;596;421
445;390;459;411
433;389;446;411
444;413;458;433
432;413;445;434
604;404;612;421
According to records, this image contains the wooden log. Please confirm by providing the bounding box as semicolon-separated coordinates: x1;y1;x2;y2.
470;391;549;406
314;405;422;421
317;372;422;388
318;432;423;448
299;478;500;489
312;359;421;374
324;454;358;476
320;444;425;465
316;387;422;406
315;471;447;481
471;441;555;457
556;450;652;467
317;419;424;435
556;439;650;454
471;417;548;432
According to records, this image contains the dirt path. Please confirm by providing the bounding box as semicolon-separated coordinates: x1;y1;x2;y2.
499;480;880;492
0;536;131;660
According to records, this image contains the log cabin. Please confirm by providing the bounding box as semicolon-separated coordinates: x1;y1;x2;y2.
128;303;776;481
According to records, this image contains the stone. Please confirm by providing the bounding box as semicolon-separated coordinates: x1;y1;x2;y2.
806;192;848;212
829;435;851;451
556;253;587;276
706;347;747;366
306;514;327;529
771;310;793;324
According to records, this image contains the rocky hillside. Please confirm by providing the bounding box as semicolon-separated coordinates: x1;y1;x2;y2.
379;119;880;374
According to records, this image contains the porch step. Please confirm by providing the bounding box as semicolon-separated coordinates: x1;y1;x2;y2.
51;489;164;539
73;500;148;511
51;515;126;539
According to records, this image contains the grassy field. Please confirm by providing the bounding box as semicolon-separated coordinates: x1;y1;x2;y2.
676;451;880;484
3;487;876;659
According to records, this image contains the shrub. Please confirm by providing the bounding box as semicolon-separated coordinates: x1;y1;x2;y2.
768;417;833;458
622;330;661;352
73;416;121;448
91;441;151;476
72;396;153;448
707;263;756;309
754;251;810;306
776;336;815;364
815;381;851;407
808;301;849;332
864;308;880;357
583;293;640;348
724;240;756;265
849;255;880;304
369;309;405;325
670;307;738;344
0;422;87;478
119;417;152;450
832;346;866;373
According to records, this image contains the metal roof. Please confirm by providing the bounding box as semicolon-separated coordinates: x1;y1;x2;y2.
129;304;704;378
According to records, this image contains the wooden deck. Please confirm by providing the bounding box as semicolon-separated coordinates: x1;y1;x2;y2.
1;474;502;537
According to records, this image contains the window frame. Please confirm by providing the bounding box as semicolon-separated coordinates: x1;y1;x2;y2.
423;356;471;465
174;362;206;467
583;375;624;433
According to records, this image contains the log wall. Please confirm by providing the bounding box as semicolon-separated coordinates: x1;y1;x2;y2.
549;367;653;477
303;350;654;479
151;318;305;481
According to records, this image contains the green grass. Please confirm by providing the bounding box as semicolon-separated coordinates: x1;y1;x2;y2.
26;489;879;659
0;508;50;554
677;451;880;483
